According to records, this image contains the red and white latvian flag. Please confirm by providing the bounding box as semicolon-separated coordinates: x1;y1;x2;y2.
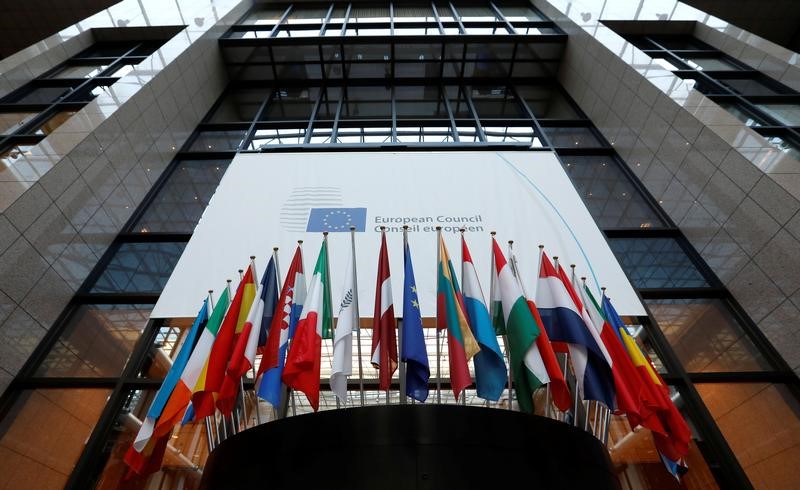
371;229;398;391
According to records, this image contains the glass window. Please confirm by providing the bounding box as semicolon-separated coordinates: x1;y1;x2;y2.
608;238;710;289
651;36;712;51
349;5;390;23
696;383;800;489
606;391;720;489
395;86;447;119
680;56;741;71
263;87;320;121
560;156;664;229
35;304;152;377
715;101;767;127
48;64;108;79
456;6;498;21
188;130;247;152
9;86;73;104
500;6;545;22
393;5;436;22
542;126;604;147
516;86;580;119
755;103;800;126
249;127;307;147
0;389;112;490
716;77;785;96
208;89;269;123
646;299;771;372
91;389;215;489
135;160;230;233
139;318;210;378
286;6;329;24
76;43;136;58
764;134;800;160
90;242;186;294
469;86;524;119
340;86;391;119
241;8;285;26
0;111;39;134
33;110;76;135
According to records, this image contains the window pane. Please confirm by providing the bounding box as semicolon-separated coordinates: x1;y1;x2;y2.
609;238;710;288
90;242;186;293
92;389;212;489
680;57;740;71
35;304;152;377
542;126;603;147
561;155;664;228
77;43;136;58
470;86;524;118
33;110;76;135
207;89;269;122
263;87;320;121
697;383;800;489
9;86;72;104
715;101;766;127
651;36;711;51
764;134;800;160
240;8;285;26
395;86;447;118
135;160;229;233
516;86;580;119
717;78;784;96
456;6;498;21
646;299;771;372
755;103;800;126
341;86;391;119
48;64;108;79
188;130;247;152
0;111;38;134
500;5;545;21
0;389;111;490
393;5;435;22
286;6;329;24
139;317;202;378
607;388;720;489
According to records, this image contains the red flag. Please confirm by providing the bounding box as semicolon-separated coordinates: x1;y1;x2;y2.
123;430;169;477
371;231;398;391
192;265;255;418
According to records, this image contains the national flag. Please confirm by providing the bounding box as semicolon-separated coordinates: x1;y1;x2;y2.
257;246;306;406
218;258;279;414
258;256;280;352
489;246;506;336
460;235;506;401
123;426;169;477
437;235;480;401
331;243;356;402
124;300;209;473
579;283;652;428
371;230;398;391
401;239;430;402
660;453;689;481
490;238;549;413
282;241;331;411
152;287;230;439
506;247;571;412
536;252;615;409
603;296;691;463
191;264;256;418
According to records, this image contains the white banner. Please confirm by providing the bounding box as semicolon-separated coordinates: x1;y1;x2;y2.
152;151;644;318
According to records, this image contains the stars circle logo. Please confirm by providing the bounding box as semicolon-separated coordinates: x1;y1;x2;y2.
321;209;353;231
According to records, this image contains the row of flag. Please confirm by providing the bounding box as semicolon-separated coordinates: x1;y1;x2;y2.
124;229;691;480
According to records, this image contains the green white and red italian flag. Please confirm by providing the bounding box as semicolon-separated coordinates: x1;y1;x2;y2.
490;238;549;413
282;240;332;411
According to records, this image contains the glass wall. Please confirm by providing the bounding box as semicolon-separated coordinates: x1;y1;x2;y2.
0;6;798;490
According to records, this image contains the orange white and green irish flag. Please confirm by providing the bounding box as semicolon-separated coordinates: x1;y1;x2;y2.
151;286;230;439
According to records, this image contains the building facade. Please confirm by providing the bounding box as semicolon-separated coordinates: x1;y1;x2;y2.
0;0;799;489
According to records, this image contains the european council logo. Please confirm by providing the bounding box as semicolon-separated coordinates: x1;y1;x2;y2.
307;208;367;232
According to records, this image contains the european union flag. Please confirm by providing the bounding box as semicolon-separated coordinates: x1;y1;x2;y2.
307;207;367;232
402;241;430;402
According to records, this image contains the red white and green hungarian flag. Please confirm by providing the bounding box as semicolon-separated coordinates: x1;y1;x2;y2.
491;238;549;413
282;240;331;411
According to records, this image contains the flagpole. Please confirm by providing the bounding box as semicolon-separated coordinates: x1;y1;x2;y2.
205;290;217;451
292;241;302;418
507;240;524;411
378;226;391;406
458;227;470;408
435;226;442;404
349;227;365;407
323;232;341;410
536;245;553;418
398;225;411;405
274;248;284;421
